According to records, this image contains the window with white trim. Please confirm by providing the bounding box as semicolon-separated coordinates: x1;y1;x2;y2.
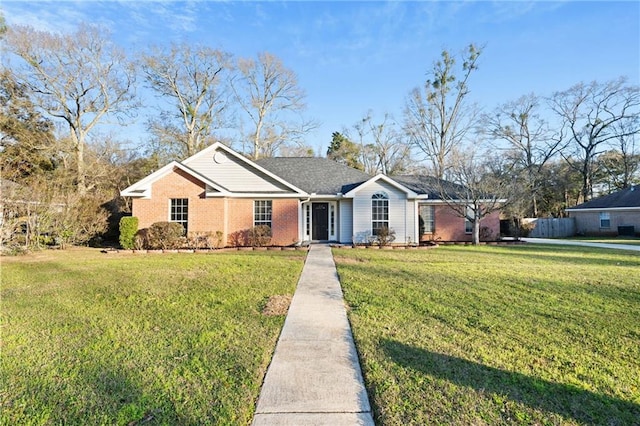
170;198;188;233
254;200;272;228
372;192;389;235
599;212;610;228
419;204;435;233
465;205;474;234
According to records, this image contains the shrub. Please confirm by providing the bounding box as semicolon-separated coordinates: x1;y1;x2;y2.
375;226;396;246
146;222;185;250
228;230;248;247
119;216;138;249
248;225;272;247
479;226;495;242
188;231;225;249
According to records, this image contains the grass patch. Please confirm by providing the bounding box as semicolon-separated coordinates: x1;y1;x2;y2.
334;245;640;425
1;248;306;425
568;236;640;246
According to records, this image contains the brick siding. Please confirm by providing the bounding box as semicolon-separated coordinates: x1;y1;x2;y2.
420;205;501;242
132;167;299;246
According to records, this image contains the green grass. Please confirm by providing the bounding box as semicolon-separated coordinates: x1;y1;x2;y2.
568;236;640;246
334;245;640;425
1;248;306;425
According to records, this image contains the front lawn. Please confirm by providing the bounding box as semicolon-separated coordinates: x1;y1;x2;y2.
568;236;640;246
1;248;306;425
334;245;640;425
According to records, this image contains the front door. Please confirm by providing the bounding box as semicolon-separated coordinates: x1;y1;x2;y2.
312;203;329;240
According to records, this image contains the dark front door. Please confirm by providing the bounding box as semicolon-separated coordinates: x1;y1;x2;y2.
312;203;329;240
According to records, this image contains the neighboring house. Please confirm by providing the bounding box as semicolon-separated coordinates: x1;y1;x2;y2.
121;143;501;246
566;185;640;236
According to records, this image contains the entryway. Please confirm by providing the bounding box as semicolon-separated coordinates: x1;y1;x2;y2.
312;203;329;240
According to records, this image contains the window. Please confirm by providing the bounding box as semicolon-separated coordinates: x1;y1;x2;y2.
599;212;610;228
419;204;435;233
371;192;389;235
305;204;310;236
254;200;272;228
330;204;335;237
465;205;474;234
170;198;188;233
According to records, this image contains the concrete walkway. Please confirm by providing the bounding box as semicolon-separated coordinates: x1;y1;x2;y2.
522;237;640;252
252;245;374;426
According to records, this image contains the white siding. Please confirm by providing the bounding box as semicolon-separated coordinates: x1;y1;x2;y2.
352;180;408;244
405;199;417;245
338;199;353;243
187;148;292;193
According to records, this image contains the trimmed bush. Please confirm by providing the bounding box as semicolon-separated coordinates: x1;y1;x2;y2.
147;222;185;250
375;226;396;246
248;225;272;247
119;216;138;249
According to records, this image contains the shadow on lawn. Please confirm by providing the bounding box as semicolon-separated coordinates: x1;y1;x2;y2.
477;245;640;268
382;339;639;424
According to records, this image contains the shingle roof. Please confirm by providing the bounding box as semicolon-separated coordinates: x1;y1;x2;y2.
568;185;640;209
255;157;372;194
393;175;467;200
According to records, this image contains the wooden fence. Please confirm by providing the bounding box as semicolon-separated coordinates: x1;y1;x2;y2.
524;218;576;238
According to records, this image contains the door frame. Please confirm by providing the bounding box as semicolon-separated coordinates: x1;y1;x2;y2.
303;201;338;242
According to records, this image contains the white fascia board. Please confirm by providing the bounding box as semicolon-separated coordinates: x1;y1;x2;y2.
565;206;640;212
120;161;231;198
343;174;419;198
221;193;311;199
183;142;308;196
120;161;180;198
418;198;507;204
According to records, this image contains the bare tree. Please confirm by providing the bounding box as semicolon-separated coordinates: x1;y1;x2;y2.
484;94;563;216
231;52;317;159
437;148;512;245
140;42;231;161
4;24;137;194
550;77;640;202
351;111;412;175
404;44;482;179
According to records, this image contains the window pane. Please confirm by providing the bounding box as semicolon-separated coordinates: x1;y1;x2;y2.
419;204;435;233
254;200;272;228
170;198;188;233
371;194;389;235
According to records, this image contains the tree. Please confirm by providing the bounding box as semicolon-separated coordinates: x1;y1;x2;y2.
594;148;639;193
327;131;363;170
232;52;317;159
437;148;512;245
351;111;413;175
550;77;640;202
484;94;563;216
140;42;231;161
0;69;57;181
4;24;137;194
404;44;482;179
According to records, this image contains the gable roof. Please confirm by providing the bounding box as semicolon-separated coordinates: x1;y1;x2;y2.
343;174;420;198
255;157;372;195
120;161;231;198
183;143;308;195
393;175;469;200
566;185;640;211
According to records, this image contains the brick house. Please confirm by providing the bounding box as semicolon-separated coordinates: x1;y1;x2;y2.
121;143;501;246
566;185;640;236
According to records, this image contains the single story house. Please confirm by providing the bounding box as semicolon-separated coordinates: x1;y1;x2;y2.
121;143;501;246
566;185;640;236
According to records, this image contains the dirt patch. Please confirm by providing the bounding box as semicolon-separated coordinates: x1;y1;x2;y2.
262;295;292;316
334;256;368;264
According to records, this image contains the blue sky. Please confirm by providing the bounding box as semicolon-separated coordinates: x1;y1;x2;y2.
3;1;639;156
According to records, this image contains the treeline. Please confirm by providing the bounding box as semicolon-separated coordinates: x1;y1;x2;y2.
327;45;639;221
1;20;639;251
